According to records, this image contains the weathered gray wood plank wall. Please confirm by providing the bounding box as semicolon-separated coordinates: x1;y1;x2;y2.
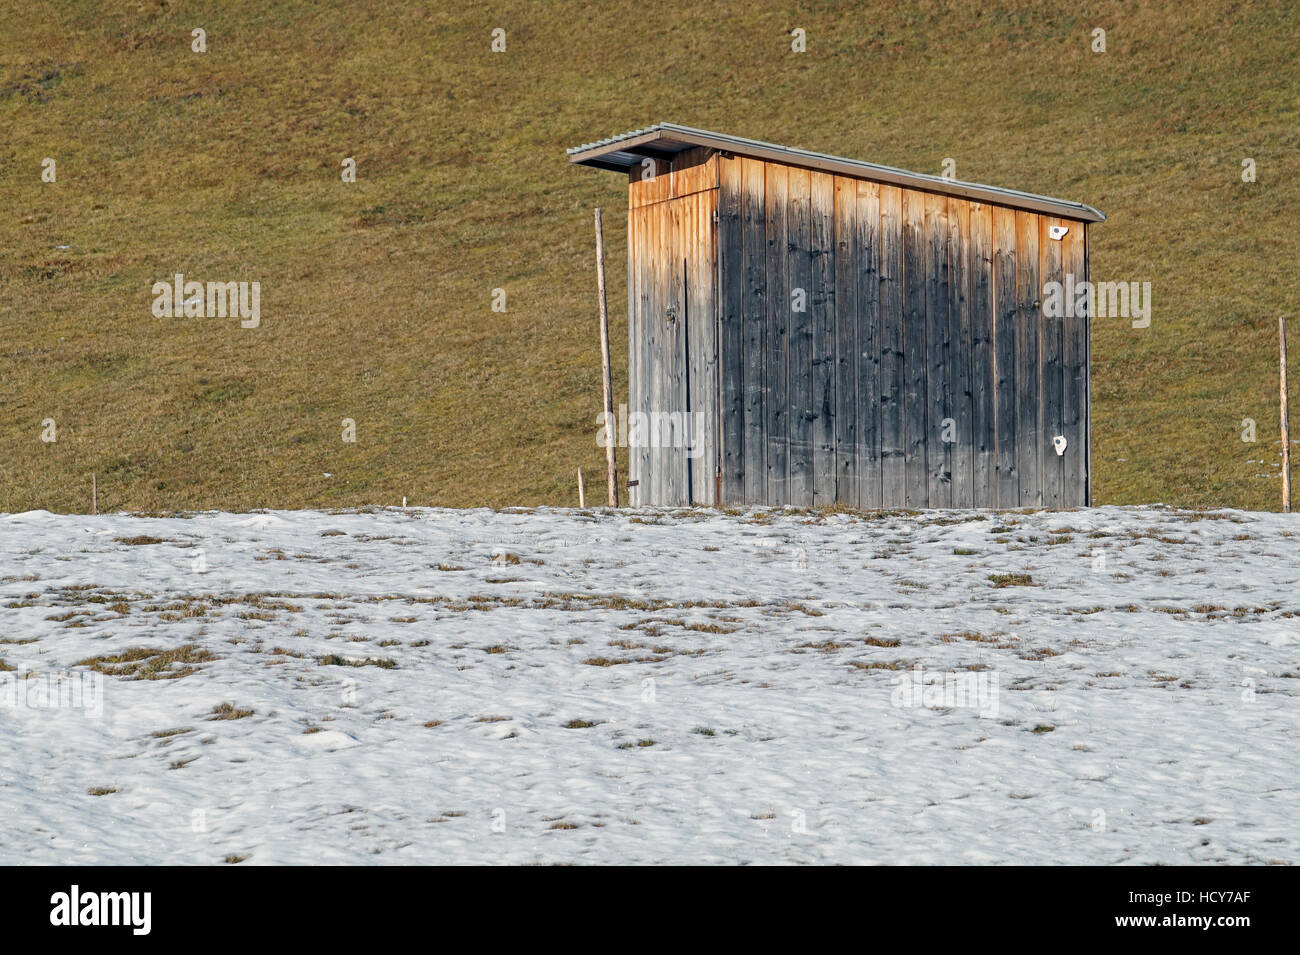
628;149;1090;509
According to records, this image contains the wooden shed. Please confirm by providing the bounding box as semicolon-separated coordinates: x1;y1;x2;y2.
568;124;1105;509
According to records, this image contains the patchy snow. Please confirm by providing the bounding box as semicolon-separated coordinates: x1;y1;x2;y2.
1;504;1297;864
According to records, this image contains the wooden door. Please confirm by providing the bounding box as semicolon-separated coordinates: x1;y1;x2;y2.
627;151;719;506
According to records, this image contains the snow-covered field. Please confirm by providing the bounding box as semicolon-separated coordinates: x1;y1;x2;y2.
1;504;1297;865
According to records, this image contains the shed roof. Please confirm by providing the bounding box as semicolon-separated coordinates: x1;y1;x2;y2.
567;123;1105;223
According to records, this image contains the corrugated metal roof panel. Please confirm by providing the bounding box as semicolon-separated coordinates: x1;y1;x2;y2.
567;123;1105;223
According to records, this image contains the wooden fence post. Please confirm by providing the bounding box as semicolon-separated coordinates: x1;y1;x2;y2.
595;208;619;506
1281;316;1291;513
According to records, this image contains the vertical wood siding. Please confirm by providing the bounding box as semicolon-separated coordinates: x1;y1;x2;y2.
786;166;814;506
626;149;718;506
764;162;790;505
810;171;837;507
992;206;1019;507
740;158;767;503
901;190;929;506
647;153;1090;509
949;199;974;508
923;192;950;507
718;156;744;501
855;180;883;509
1039;215;1066;508
1014;210;1041;508
878;185;906;506
832;175;860;507
969;202;996;505
1062;223;1088;506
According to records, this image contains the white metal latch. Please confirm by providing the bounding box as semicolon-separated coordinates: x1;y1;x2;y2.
1053;435;1067;456
1048;225;1069;240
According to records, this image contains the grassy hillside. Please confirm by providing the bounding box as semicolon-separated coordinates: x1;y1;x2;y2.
2;0;1297;513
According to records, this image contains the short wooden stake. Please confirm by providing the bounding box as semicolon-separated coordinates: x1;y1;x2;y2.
1281;316;1291;513
577;468;586;508
595;208;619;506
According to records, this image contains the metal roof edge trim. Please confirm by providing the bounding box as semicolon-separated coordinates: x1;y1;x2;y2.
568;123;1105;223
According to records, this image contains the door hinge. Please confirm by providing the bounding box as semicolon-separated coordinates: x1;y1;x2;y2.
712;209;719;223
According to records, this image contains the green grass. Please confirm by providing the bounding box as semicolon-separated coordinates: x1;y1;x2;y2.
2;1;1297;511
